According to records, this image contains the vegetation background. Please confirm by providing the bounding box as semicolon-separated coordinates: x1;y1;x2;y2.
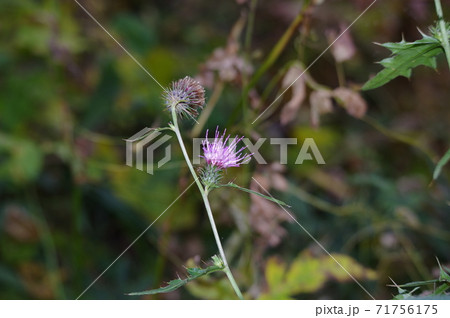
0;0;449;299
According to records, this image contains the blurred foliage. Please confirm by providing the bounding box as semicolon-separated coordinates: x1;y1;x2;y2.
0;0;449;300
259;251;376;299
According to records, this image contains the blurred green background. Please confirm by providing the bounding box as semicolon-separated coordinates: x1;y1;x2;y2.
0;0;449;299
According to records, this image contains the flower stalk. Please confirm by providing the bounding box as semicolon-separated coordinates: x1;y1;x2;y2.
169;106;244;300
434;0;450;70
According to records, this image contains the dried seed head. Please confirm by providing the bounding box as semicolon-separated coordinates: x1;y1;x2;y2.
163;76;205;119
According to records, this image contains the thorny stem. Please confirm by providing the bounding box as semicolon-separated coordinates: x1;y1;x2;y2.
434;0;450;70
170;107;244;300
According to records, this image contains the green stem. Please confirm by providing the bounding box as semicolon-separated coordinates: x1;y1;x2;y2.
27;190;66;299
362;116;435;160
245;0;311;92
203;189;244;300
170;108;244;300
242;0;258;131
228;0;312;126
244;0;258;54
434;0;450;70
335;61;345;87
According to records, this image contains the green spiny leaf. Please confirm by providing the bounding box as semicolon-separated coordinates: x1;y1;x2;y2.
388;277;408;296
363;33;443;90
389;258;450;299
126;255;225;296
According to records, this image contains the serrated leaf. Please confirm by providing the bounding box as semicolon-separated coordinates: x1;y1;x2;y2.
389;258;450;299
363;34;443;90
126;256;225;296
217;182;290;207
433;148;450;180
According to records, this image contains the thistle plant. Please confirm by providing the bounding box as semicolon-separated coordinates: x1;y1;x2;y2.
127;76;287;299
362;0;450;182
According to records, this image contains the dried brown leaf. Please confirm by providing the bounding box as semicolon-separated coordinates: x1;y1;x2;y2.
196;14;251;86
333;87;367;118
309;90;333;127
3;204;39;243
327;25;356;63
280;64;306;125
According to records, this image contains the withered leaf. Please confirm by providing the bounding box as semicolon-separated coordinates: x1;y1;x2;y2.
333;87;367;118
280;64;306;125
310;90;333;127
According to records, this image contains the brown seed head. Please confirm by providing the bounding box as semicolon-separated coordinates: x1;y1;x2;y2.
163;76;205;119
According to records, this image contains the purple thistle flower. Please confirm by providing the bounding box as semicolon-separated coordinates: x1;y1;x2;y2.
201;127;252;170
163;76;205;119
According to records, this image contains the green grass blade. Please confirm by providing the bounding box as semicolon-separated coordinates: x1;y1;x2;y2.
433;148;450;180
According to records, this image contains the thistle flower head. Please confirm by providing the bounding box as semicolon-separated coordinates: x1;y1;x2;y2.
163;76;205;119
201;127;252;170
